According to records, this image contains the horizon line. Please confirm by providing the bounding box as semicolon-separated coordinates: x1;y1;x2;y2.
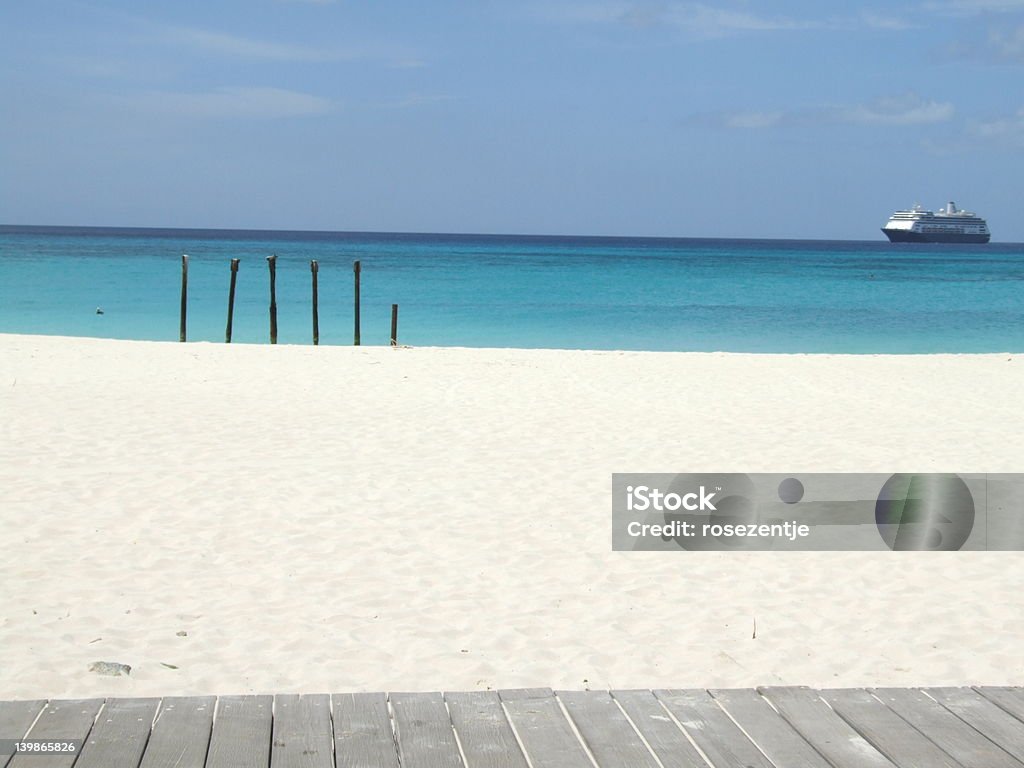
0;222;987;245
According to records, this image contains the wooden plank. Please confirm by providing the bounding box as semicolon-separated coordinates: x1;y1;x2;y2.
8;698;103;768
390;692;463;768
497;689;554;702
873;688;1023;768
655;689;774;768
557;691;659;768
498;689;591;768
74;698;160;768
206;695;273;768
820;689;963;768
445;691;526;768
332;693;399;768
710;688;831;768
0;700;46;768
927;687;1024;763
139;696;216;768
759;686;898;768
1;688;1016;768
611;690;706;768
271;694;333;768
976;687;1024;724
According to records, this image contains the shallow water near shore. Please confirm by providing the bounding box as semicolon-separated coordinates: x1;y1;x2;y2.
2;225;1023;352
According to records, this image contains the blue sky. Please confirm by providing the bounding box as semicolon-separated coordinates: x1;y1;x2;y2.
3;1;1024;240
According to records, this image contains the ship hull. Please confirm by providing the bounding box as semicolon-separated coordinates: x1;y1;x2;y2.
882;228;990;244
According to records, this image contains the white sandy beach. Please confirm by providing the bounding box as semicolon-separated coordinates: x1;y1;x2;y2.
1;333;1023;699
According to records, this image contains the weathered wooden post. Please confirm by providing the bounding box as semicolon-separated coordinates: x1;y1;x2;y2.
311;260;319;346
179;254;188;342
267;254;278;344
353;260;361;346
225;258;240;343
390;303;398;347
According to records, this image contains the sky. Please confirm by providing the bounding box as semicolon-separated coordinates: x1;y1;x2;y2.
2;1;1024;240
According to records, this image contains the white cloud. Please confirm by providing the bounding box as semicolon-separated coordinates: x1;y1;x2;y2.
974;107;1024;143
533;2;825;37
389;59;428;70
925;0;1024;13
163;24;351;61
696;94;954;131
377;93;456;109
836;94;954;125
531;3;927;37
132;87;334;119
861;13;915;30
618;3;672;28
155;23;420;67
722;111;784;129
666;4;821;35
989;24;1024;60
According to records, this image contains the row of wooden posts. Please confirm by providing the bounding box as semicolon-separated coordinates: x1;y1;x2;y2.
178;255;398;346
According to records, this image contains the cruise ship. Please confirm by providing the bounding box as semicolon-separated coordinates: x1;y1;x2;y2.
881;202;990;243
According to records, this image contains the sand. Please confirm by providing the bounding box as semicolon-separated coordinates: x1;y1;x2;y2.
1;333;1023;699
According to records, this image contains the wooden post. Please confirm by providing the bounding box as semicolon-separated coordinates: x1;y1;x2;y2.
390;303;398;347
267;255;278;344
353;260;361;346
310;260;319;346
179;254;188;342
225;258;240;343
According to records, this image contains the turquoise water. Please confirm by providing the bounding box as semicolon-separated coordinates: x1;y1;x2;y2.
1;226;1023;352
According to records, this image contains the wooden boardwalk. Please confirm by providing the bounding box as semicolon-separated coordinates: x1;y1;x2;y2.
2;687;1024;767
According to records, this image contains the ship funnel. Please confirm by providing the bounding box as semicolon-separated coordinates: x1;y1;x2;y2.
947;201;956;214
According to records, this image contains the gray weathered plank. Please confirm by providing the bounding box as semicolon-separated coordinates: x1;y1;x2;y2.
759;686;898;768
655;689;775;768
557;690;659;768
271;694;333;768
611;690;706;768
139;696;216;768
927;687;1024;763
8;698;103;768
497;689;554;702
0;700;46;768
4;688;1024;768
390;692;463;768
206;695;273;768
872;688;1023;768
332;692;399;768
74;698;160;768
498;689;591;768
820;688;963;768
976;687;1024;724
445;691;527;768
710;688;831;768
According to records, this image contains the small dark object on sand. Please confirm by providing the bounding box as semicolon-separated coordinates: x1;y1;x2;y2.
89;661;131;676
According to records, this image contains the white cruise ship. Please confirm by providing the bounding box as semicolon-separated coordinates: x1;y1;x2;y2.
881;202;990;243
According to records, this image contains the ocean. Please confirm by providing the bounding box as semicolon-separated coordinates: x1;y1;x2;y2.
1;225;1023;353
